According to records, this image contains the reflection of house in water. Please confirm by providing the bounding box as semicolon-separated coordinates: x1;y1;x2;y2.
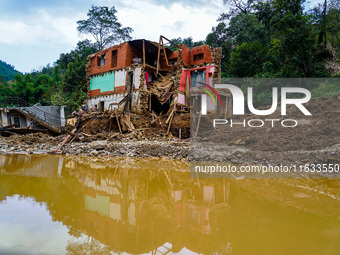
0;154;63;177
2;156;340;255
64;159;230;253
174;181;230;234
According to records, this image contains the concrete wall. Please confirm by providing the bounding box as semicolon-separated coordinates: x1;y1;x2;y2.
5;110;27;128
23;106;64;127
0;110;8;126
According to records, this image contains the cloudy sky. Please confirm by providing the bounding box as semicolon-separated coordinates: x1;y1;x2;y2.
0;0;322;73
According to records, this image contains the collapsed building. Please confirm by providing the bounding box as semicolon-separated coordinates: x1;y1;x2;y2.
0;97;65;136
85;35;222;115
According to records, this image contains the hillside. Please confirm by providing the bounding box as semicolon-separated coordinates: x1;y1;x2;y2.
0;60;21;81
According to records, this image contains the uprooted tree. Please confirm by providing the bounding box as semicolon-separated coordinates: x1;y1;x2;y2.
77;5;133;50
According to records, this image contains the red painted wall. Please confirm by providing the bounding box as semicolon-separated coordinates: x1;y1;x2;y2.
189;45;213;66
182;45;190;66
89;42;133;76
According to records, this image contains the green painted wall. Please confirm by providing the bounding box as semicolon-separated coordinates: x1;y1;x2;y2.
90;72;115;92
85;194;110;217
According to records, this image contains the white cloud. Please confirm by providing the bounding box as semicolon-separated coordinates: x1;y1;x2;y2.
0;10;82;47
114;0;223;42
0;0;225;72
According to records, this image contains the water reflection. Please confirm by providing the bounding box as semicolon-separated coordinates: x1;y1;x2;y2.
1;154;340;255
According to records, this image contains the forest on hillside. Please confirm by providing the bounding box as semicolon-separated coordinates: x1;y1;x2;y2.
0;0;339;115
0;60;21;81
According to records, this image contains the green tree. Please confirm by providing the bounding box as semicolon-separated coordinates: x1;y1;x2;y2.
206;22;233;76
229;41;267;77
77;5;133;50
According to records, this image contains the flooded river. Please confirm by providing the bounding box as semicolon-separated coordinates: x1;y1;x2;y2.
1;154;340;254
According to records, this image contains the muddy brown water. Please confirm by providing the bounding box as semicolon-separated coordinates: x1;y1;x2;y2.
0;154;340;254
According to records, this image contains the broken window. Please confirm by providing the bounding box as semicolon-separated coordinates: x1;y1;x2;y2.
191;69;206;87
126;71;134;90
111;50;117;68
168;58;177;66
99;101;105;112
194;53;204;61
97;54;106;67
11;115;20;128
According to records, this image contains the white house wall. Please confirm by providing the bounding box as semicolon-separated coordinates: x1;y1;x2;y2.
0;110;8;126
114;69;127;88
88;91;141;113
134;67;141;89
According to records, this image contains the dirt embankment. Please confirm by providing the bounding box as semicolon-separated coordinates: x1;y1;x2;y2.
192;94;340;166
198;94;340;151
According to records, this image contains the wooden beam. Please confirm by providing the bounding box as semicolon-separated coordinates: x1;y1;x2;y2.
115;109;122;134
167;113;174;134
161;35;179;47
162;39;169;66
54;127;77;151
156;36;162;74
143;39;146;68
193;110;202;138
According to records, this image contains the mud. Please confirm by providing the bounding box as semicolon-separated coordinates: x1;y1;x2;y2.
192;94;340;166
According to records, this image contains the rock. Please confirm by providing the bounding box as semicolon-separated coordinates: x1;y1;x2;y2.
232;148;247;155
90;140;107;147
91;150;99;155
328;155;339;162
95;145;106;150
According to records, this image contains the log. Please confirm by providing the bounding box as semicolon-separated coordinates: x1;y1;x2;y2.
193;111;202;138
150;114;162;124
115;109;122;134
143;39;146;68
167;113;174;134
166;108;175;124
156;37;161;74
54;127;77;151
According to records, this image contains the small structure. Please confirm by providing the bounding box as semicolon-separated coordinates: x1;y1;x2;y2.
86;35;222;115
0;97;65;135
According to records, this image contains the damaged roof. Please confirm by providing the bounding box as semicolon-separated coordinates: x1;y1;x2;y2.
128;39;174;56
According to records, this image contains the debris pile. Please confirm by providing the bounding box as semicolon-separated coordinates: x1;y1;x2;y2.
318;42;340;75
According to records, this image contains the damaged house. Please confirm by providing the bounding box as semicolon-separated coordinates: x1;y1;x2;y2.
0;97;65;135
86;35;223;115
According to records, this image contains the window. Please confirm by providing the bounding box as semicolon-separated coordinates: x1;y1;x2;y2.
191;69;206;87
97;54;105;67
126;71;134;90
111;50;118;68
99;101;105;112
194;53;204;61
168;58;177;66
11;115;20;128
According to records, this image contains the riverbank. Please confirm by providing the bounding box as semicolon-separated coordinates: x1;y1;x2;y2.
1;132;339;167
0;135;190;159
